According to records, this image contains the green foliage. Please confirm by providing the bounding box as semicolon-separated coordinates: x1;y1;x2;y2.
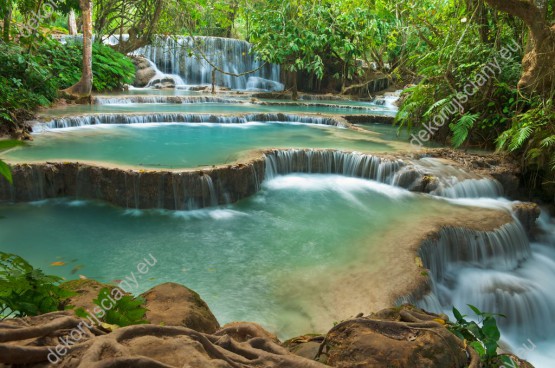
497;99;555;175
0;43;58;128
0;140;24;184
76;288;148;327
450;113;479;148
0;38;134;134
0;252;74;319
448;305;512;367
249;0;389;83
38;39;135;91
394;0;525;148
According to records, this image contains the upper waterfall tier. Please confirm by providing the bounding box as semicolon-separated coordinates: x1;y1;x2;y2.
134;36;282;90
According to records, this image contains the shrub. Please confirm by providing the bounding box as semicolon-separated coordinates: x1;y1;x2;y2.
0;252;74;319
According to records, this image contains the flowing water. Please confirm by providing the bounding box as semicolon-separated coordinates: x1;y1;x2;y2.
134;36;281;90
0;174;497;338
40;101;396;117
2;36;555;367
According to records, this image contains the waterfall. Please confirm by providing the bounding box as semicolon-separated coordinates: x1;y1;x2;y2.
1;160;266;211
397;207;555;365
35;113;345;131
418;222;531;283
93;96;245;105
408;157;505;199
134;36;282;90
200;174;218;207
263;149;405;184
432;178;504;198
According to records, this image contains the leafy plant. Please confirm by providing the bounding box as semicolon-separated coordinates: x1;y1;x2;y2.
448;305;513;367
76;287;148;328
0;252;74;319
0;140;24;183
450;112;479;148
37;39;135;92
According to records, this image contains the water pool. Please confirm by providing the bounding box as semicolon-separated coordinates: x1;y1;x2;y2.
4;122;410;168
0;174;486;338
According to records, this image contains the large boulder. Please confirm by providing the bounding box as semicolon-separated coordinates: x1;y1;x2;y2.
315;306;472;368
141;282;220;333
130;55;156;87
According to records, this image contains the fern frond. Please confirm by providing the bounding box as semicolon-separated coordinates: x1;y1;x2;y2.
449;113;479;148
540;135;555;149
508;125;533;152
423;97;452;117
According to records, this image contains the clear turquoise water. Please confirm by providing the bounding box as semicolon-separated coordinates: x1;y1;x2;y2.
4;122;404;168
0;174;451;337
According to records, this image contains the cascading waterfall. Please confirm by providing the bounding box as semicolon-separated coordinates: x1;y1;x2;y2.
264;149;406;185
432;177;504;198
418;223;531;282
35;113;345;131
93;96;244;105
135;36;282;90
409;214;555;362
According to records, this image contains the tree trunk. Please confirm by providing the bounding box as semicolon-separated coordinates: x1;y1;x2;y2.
292;72;298;101
68;9;77;35
62;0;93;100
2;3;11;43
485;0;555;96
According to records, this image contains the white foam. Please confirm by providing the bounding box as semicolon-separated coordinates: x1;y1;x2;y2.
264;174;411;199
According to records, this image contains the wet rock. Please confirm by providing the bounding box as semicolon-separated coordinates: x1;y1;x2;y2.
320;305;470;368
130;55;156;87
0;159;266;210
215;322;279;343
151;77;177;89
342;114;395;125
512;202;541;236
284;335;326;362
141;282;220;333
491;171;520;198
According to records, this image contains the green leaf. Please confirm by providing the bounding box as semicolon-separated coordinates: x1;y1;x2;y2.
469;341;486;357
0;160;12;184
467;304;483;316
452;307;464;322
482;316;500;341
450;113;479;148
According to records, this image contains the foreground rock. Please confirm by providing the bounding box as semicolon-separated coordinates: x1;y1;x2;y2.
288;305;475;368
0;285;534;368
141;282;220;333
0;311;326;367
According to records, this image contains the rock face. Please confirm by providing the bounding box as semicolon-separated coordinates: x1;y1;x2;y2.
317;306;471;368
0;159;265;210
141;282;220;334
0;311;327;368
215;321;279;343
0;285;533;368
512;202;541;236
130;55;156;87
